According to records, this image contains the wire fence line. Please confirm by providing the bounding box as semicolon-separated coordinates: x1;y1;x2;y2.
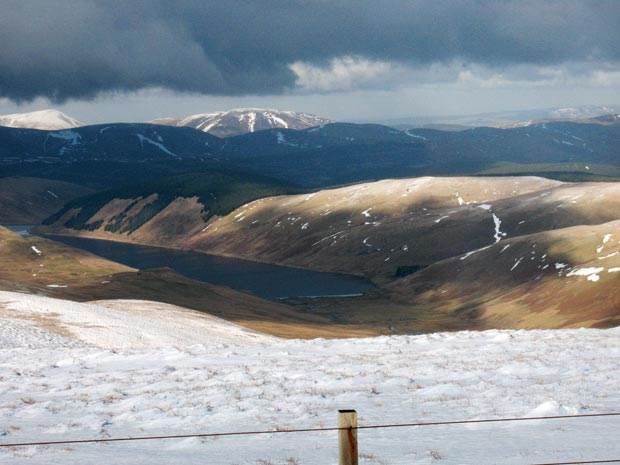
528;460;620;464
1;411;619;448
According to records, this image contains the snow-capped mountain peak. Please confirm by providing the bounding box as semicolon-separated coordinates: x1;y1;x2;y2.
0;109;84;130
150;108;332;137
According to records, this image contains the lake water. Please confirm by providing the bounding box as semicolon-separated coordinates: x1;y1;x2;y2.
3;224;37;237
35;233;373;299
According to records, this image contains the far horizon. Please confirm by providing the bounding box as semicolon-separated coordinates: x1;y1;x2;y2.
1;102;619;128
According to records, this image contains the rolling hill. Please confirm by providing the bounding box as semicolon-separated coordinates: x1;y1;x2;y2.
203;121;620;186
0;123;225;188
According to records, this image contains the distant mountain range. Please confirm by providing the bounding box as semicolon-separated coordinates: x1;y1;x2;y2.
150;108;332;137
0;108;331;137
3;105;619;135
379;104;620;130
1;119;619;189
0;109;83;130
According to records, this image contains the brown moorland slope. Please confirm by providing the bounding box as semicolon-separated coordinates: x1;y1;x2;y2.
187;178;620;283
304;220;620;332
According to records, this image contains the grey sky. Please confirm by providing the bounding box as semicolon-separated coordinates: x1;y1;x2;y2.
0;0;618;123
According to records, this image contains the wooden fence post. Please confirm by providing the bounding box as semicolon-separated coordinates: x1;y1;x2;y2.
339;409;358;465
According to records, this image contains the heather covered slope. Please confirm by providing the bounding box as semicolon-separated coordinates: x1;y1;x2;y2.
186;176;566;281
40;176;563;281
187;177;620;283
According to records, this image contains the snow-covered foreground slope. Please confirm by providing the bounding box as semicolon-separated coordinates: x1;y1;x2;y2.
0;292;274;349
1;292;619;465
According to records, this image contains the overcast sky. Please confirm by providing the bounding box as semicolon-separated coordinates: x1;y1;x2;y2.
0;0;618;123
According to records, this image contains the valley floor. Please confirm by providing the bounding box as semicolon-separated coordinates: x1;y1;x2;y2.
1;293;620;464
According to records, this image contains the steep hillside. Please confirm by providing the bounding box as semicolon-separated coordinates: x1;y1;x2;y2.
0;109;83;130
40;175;620;285
0;177;94;223
151;108;332;137
38;169;301;244
187;177;568;281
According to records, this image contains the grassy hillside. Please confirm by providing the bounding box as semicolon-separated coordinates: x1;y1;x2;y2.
180;177;620;285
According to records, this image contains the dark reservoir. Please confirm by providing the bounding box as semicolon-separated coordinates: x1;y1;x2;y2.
37;233;373;299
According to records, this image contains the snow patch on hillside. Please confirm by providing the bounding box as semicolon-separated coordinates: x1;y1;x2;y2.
136;134;177;157
46;129;82;146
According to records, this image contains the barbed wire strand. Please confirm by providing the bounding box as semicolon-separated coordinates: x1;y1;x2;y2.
528;460;620;464
1;411;619;448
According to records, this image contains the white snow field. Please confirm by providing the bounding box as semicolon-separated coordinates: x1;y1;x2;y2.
1;291;620;464
0;291;274;349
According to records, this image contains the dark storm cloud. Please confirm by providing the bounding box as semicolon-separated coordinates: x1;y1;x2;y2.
1;0;619;102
